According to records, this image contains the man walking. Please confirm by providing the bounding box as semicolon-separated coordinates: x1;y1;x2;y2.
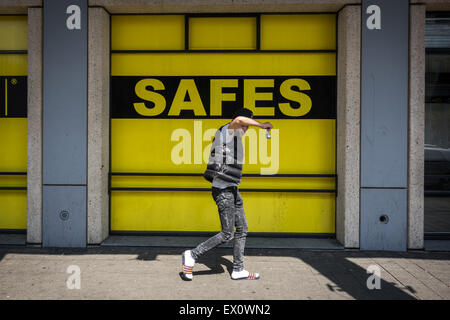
181;108;273;281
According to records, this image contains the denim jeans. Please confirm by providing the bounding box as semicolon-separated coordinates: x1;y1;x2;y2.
191;187;248;272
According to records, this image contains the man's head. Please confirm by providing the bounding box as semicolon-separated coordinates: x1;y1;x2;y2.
232;108;253;120
231;108;253;134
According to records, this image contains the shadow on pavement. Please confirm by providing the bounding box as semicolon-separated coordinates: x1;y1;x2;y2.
1;245;449;299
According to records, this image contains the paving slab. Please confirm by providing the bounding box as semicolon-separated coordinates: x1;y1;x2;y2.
0;246;449;300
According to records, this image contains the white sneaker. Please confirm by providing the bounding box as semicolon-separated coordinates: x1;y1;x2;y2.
231;269;260;280
181;250;195;281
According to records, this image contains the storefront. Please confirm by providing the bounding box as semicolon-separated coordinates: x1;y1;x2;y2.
0;0;448;250
110;14;336;235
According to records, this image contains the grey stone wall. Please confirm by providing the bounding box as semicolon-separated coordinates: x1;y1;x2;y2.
336;5;361;248
408;4;426;249
27;7;42;244
87;7;110;244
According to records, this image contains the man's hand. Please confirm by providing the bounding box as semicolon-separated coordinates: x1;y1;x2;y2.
260;122;273;130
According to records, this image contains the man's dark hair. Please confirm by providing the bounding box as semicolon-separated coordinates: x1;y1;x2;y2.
232;108;253;120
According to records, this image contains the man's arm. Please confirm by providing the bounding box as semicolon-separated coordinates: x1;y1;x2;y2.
228;116;273;130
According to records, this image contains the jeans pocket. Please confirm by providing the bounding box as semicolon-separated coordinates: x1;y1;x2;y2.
215;191;233;210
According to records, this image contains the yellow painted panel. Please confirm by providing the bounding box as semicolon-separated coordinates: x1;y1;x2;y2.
110;14;337;233
110;118;335;233
0;118;27;230
111;191;335;233
0;16;27;50
0;55;27;76
0;118;27;172
189;17;256;50
261;14;336;50
0;191;27;229
111;52;336;76
0;174;26;230
111;119;335;175
111;15;184;50
0;175;26;188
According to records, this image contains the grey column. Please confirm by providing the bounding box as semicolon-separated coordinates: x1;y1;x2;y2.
27;7;43;244
87;7;110;245
360;0;409;251
336;5;361;249
42;0;87;247
408;4;425;250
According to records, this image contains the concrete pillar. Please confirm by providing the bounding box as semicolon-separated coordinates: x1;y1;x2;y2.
87;7;110;244
336;5;361;248
27;7;42;244
408;4;425;250
360;0;409;252
42;0;88;247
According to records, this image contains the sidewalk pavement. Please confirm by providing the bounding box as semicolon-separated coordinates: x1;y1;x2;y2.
0;245;449;300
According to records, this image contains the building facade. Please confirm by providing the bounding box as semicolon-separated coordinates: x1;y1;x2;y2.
0;0;449;250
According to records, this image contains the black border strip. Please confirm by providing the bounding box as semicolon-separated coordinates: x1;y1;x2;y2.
256;14;261;50
424;232;450;240
0;228;26;234
0;50;27;54
427;11;450;18
426;48;450;54
0;172;27;175
184;14;189;50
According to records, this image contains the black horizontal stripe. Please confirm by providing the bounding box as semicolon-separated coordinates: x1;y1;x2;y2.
111;76;336;119
0;172;27;175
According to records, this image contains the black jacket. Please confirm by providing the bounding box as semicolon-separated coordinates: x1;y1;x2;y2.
203;125;243;184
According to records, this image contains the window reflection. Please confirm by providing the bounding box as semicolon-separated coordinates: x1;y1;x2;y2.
424;12;450;235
